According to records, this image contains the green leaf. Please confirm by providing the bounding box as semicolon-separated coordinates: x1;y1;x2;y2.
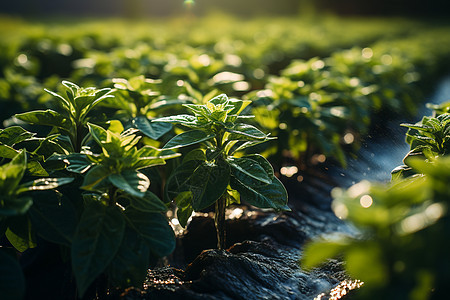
74;88;114;120
183;104;211;118
124;208;175;258
45;87;72;110
64;153;94;173
244;154;275;177
166;159;230;210
175;191;194;227
107;228;150;288
6;216;36;252
129;191;168;213
87;123;109;146
133;116;172;140
345;243;388;286
108;170;150;198
226;123;268;141
28;191;77;246
301;239;348;270
0;150;27;195
0;196;33;217
27;161;49;177
228;157;271;185
230;176;289;211
182;149;206;163
0;144;19;159
152;115;200;128
0;248;26;300
163;130;215;149
0;126;35;146
81;165;111;191
209;94;229;106
17;177;74;194
15;109;72;131
72;201;125;297
133;147;180;170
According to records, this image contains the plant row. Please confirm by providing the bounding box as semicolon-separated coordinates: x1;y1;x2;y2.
1;16;449;171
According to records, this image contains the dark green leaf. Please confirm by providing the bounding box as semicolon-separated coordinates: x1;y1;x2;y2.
231;176;289;211
0;126;35;146
166;159;230;210
81;165;111;191
0;196;33;217
228;157;271;185
108;170;150;198
124;208;175;257
163;130;215;149
28;191;77;246
17;177;74;194
65;153;94;173
5;216;36;252
182;149;206;163
129;191;168;213
226;123;268;141
0;248;26;300
72;201;125;297
107;228;150;288
244;154;275;177
0;144;19;159
133;116;172;140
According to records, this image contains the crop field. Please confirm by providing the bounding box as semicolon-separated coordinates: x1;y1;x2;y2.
1;11;450;300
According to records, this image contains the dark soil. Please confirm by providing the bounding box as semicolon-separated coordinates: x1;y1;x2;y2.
110;172;357;300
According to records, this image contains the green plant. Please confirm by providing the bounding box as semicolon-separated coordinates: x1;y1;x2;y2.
105;75;179;141
0;150;73;299
302;156;450;299
55;122;180;296
392;113;450;179
15;81;114;153
3;81;181;298
427;101;450;116
154;93;289;249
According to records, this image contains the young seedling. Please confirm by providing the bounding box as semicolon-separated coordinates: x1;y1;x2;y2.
15;81;114;153
392;113;450;179
154;94;289;249
58;122;180;296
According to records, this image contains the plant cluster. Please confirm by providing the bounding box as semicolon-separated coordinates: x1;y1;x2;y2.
247;38;449;169
154;93;289;248
0;81;287;298
0;82;182;298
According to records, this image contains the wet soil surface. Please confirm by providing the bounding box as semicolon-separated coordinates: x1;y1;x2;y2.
113;174;357;300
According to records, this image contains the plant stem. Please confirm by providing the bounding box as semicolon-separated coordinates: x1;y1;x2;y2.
215;194;227;250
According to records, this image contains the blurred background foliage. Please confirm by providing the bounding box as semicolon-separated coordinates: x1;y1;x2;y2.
1;0;449;18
